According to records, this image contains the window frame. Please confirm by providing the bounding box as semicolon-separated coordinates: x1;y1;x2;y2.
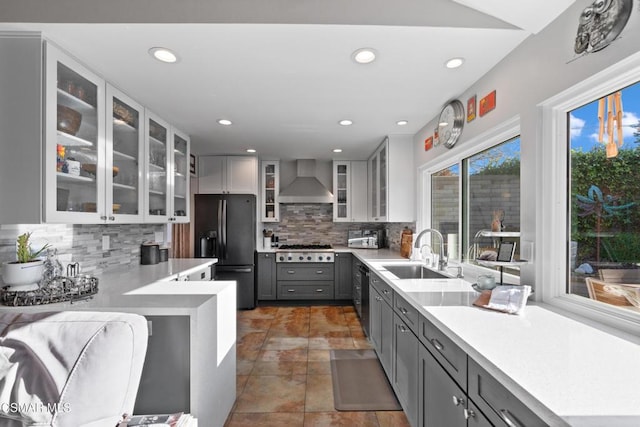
418;116;521;279
538;51;640;336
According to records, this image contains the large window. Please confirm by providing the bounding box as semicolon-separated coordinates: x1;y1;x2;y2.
427;133;521;278
568;81;640;311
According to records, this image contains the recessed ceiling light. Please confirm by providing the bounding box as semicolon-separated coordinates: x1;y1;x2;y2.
246;149;256;153
217;119;232;126
352;48;377;64
339;120;353;126
149;47;178;63
445;57;464;69
333;149;343;153
396;120;408;126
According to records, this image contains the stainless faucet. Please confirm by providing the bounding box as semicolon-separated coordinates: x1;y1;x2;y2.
414;229;448;271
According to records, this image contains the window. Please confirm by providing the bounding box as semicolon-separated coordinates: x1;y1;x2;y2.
424;122;521;278
538;51;640;335
568;81;640;311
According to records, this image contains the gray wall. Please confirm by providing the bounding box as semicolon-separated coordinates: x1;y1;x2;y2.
413;0;640;287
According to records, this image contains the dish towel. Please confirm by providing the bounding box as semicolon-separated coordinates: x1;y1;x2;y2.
485;285;532;314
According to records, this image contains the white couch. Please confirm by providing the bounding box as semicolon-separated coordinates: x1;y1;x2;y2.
0;311;148;427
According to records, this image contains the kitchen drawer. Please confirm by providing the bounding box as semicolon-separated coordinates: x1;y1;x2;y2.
419;316;467;390
277;264;335;281
393;293;419;335
277;282;334;299
468;358;546;427
370;272;393;304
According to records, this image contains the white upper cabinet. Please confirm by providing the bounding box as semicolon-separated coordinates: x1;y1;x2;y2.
198;156;258;194
333;161;367;222
261;160;280;222
144;111;190;223
368;136;414;222
44;43;107;224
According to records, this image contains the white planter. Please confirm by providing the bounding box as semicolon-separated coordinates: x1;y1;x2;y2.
1;260;44;291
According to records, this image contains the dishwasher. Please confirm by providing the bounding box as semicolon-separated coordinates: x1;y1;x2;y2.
358;263;370;337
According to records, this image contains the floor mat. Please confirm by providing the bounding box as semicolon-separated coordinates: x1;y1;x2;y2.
330;349;402;411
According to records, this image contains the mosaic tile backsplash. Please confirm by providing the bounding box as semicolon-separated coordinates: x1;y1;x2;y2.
0;223;166;280
264;204;415;251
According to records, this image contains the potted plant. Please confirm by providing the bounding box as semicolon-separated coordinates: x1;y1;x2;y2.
1;232;50;291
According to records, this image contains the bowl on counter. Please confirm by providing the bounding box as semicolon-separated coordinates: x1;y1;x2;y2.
57;105;82;136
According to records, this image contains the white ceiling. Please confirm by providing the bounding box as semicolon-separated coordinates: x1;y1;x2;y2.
0;0;576;160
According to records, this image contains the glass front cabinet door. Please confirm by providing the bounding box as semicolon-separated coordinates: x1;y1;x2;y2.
144;111;190;223
261;161;279;222
333;161;350;222
44;44;106;223
106;85;145;222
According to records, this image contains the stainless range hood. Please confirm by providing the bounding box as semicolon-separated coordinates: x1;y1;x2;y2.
279;160;334;204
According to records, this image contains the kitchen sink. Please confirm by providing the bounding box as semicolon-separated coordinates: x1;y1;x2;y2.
382;264;449;280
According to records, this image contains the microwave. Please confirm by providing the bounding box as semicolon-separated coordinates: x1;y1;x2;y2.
348;229;386;249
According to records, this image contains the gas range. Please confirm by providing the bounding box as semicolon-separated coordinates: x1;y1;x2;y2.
276;244;334;263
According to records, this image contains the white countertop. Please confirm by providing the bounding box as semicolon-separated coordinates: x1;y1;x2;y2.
351;249;640;426
0;259;226;313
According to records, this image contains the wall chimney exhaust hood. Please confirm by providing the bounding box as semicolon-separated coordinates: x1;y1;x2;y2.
279;160;334;204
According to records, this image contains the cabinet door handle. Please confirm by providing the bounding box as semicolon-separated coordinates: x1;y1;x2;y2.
316;289;324;293
109;216;115;221
452;395;465;406
376;296;382;302
398;324;408;333
499;410;523;427
430;338;444;352
100;215;107;220
382;289;390;294
399;307;408;315
464;409;476;420
316;270;324;274
355;286;361;290
287;270;295;274
372;279;379;283
287;289;296;293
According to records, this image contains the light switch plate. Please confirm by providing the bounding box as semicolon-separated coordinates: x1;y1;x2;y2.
154;231;164;243
102;235;110;251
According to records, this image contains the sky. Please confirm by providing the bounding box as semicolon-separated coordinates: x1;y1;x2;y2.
570;82;640;151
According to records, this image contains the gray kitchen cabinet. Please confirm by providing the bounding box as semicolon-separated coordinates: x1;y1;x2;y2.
276;263;334;300
393;313;419;427
334;252;353;299
135;315;190;415
419;345;491;427
256;252;277;300
369;283;394;378
198;155;258;195
468;358;547;427
352;257;363;316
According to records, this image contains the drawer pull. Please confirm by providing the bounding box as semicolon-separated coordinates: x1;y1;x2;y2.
431;338;444;352
499;410;523;427
376;296;382;302
355;286;361;290
316;289;324;292
382;289;390;294
287;270;295;274
398;324;408;333
452;396;464;406
463;409;476;420
316;270;324;274
287;289;296;293
372;279;379;283
399;307;408;315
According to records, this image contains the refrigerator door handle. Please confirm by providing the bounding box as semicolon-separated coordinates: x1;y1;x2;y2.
221;199;228;259
217;200;223;258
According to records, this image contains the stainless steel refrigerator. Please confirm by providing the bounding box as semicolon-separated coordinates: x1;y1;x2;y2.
194;194;256;309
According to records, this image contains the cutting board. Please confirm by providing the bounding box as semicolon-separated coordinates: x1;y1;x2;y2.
400;229;413;258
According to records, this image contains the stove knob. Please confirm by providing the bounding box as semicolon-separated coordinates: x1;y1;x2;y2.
326;256;331;261
318;256;323;261
288;256;292;261
279;256;285;261
307;256;312;261
299;256;304;261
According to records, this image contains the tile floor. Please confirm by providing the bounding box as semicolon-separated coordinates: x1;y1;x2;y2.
225;305;411;427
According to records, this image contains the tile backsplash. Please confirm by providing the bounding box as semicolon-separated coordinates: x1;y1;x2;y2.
264;204;415;251
0;223;165;278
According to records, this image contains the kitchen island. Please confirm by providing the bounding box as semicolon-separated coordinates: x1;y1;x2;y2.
349;248;640;427
0;259;236;427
